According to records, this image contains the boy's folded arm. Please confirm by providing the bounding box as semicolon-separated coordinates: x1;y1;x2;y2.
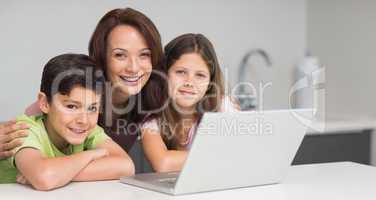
72;139;135;182
15;148;98;191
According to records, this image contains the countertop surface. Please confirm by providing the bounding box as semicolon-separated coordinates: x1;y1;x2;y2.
1;162;376;200
307;115;376;134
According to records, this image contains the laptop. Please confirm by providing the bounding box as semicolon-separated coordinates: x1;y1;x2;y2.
120;109;312;195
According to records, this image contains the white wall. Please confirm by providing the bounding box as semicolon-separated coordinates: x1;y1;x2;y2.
307;0;376;118
307;0;376;164
0;0;306;121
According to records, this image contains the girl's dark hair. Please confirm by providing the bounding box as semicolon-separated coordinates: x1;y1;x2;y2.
40;53;105;102
160;33;225;149
88;8;167;150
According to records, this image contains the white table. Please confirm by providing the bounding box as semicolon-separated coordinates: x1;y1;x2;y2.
1;162;376;200
307;116;376;134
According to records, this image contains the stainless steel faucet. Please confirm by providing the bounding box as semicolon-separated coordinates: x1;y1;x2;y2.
236;48;272;110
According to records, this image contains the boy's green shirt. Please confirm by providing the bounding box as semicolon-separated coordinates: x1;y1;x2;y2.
0;114;109;183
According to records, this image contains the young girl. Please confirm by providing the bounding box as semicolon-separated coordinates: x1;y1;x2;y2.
141;33;239;172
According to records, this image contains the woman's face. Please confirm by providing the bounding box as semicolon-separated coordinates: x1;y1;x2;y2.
106;25;152;98
168;53;211;111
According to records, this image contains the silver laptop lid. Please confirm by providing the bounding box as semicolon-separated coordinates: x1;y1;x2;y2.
174;109;311;194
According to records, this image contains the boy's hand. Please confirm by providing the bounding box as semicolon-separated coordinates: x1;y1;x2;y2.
16;173;30;185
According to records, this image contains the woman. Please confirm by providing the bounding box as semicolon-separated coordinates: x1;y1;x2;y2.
0;8;166;158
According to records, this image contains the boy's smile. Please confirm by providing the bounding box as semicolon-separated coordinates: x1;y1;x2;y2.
39;86;101;151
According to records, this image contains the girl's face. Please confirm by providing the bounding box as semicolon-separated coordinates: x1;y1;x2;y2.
168;53;211;112
106;25;152;98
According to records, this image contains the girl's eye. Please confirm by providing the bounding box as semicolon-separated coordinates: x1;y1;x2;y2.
88;106;98;113
197;73;207;78
176;70;186;75
66;104;78;110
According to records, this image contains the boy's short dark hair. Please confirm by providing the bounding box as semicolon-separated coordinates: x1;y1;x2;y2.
40;53;105;102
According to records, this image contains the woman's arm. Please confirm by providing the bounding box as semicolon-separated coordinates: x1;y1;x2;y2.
72;139;135;181
0;120;29;159
142;129;188;173
15;148;107;191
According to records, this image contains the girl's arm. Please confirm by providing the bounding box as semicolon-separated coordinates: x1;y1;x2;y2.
142;128;188;173
15;148;107;191
72;139;135;181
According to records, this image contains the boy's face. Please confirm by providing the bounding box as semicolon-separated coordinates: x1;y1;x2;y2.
41;86;101;145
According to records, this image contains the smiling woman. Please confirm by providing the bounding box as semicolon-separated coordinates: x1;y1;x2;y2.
106;25;153;100
89;8;167;151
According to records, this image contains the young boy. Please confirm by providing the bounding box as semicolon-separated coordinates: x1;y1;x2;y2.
0;54;135;190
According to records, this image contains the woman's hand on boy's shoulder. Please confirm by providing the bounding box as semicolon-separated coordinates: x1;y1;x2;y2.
0;120;30;159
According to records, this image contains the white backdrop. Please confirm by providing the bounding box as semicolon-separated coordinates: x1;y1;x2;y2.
0;0;306;121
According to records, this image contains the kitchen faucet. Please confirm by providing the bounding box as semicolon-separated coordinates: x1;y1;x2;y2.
236;48;272;110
